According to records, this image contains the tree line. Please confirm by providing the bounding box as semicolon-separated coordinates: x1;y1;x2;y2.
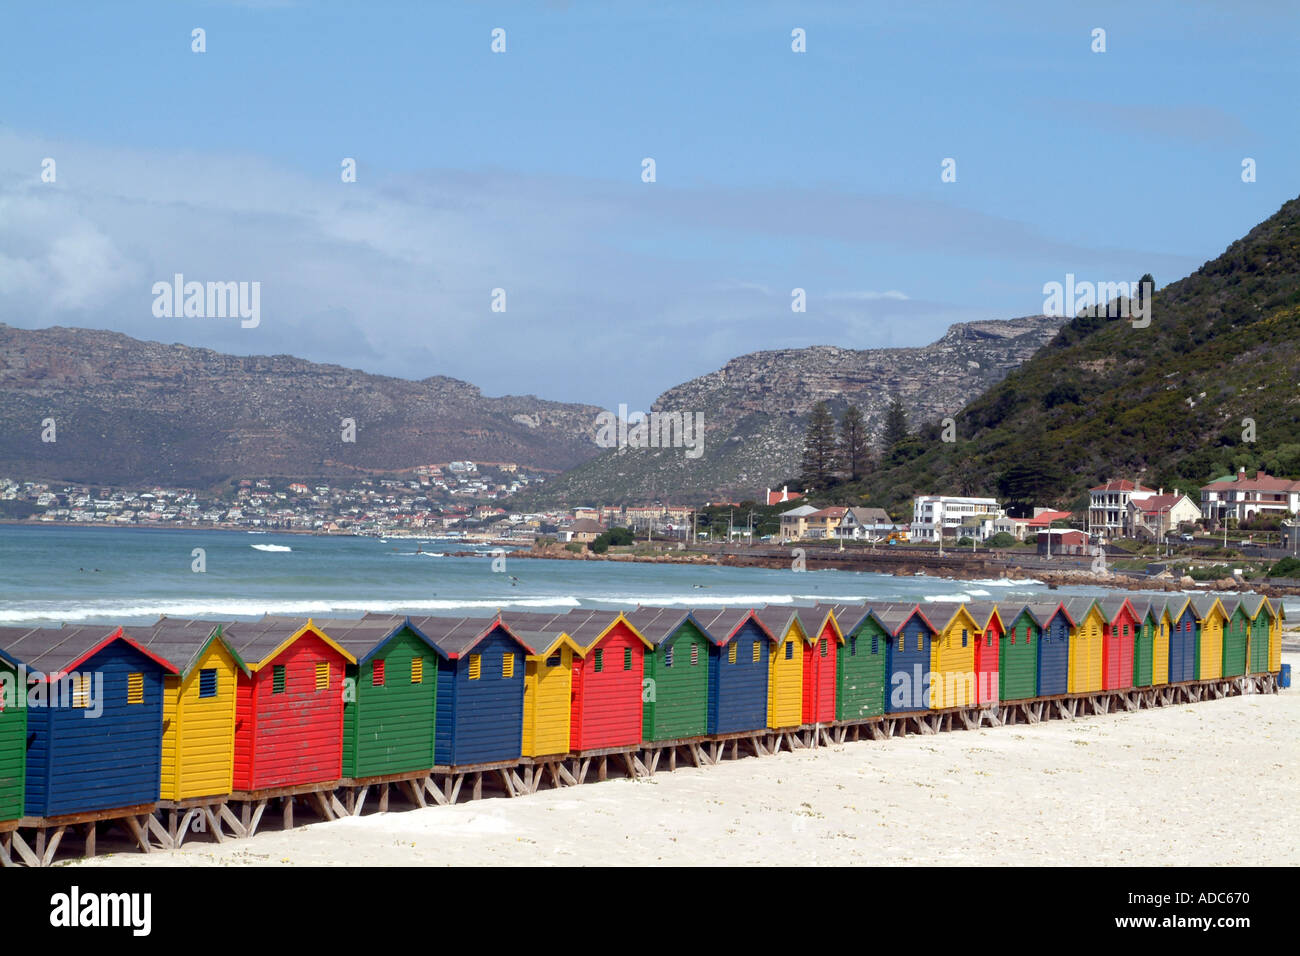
797;399;911;492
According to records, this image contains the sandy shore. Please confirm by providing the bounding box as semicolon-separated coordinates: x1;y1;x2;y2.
68;646;1297;868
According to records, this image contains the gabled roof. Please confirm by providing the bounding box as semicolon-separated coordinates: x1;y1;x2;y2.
496;611;586;658
135;617;251;678
920;601;974;633
1090;480;1155;493
1191;595;1229;622
223;618;357;670
779;504;819;518
1129;598;1159;624
1024;601;1075;628
690;607;777;646
0;625;179;682
1165;596;1196;621
1097;597;1138;625
406;615;534;658
1063;597;1104;624
755;606;808;643
623;607;711;647
303;616;443;666
963;601;1004;633
559;609;654;653
868;603;938;638
1237;594;1275;621
798;605;844;645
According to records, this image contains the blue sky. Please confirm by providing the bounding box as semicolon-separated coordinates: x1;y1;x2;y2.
2;0;1297;409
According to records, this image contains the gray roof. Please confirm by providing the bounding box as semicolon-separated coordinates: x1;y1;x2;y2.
1097;597;1131;623
292;616;434;664
0;624;176;676
220;617;354;667
815;603;869;636
623;607;699;647
406;615;532;657
920;601;965;631
560;609;639;652
1192;595;1226;619
133;617;237;676
869;603;932;637
1025;601;1071;626
690;607;775;645
963;601;1001;629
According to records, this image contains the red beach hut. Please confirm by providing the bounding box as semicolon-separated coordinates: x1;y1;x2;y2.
1099;597;1140;692
792;607;842;724
562;610;654;751
225;618;356;791
964;602;1004;705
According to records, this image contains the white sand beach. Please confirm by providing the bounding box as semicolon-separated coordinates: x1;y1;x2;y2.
71;649;1298;868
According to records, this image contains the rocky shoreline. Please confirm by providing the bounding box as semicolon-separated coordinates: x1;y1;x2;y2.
482;543;1300;598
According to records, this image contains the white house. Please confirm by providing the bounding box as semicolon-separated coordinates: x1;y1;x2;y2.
1088;479;1157;535
1199;469;1300;523
910;496;1003;542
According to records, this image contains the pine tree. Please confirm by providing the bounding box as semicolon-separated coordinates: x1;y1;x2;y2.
838;405;870;482
882;398;910;450
800;402;838;490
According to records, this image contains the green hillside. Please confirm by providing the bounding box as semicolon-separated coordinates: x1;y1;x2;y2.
855;196;1300;515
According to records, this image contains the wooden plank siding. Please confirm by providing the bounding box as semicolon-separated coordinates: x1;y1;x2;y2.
233;629;352;791
799;613;841;725
1168;602;1198;683
1221;604;1249;679
160;638;242;800
930;604;980;710
999;608;1041;702
434;628;527;765
569;618;647;752
1066;601;1105;694
834;612;888;721
343;627;438;778
884;607;935;713
1100;600;1139;692
705;617;773;735
522;642;574;757
26;640;171;816
1194;598;1228;681
0;659;25;821
1035;605;1072;697
642;619;711;741
764;618;806;729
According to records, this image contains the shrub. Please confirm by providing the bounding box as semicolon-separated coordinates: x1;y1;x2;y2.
986;532;1018;548
1269;556;1300;578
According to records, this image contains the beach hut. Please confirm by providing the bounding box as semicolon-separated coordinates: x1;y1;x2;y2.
1128;600;1157;687
1239;595;1274;675
223;618;356;791
1027;601;1073;697
1192;596;1228;681
407;615;533;766
1098;597;1140;691
0;644;27;822
874;604;937;713
1220;599;1249;679
1064;598;1104;694
819;604;890;721
927;602;981;709
1271;601;1285;673
794;606;842;724
1150;600;1172;687
136;618;249;801
693;608;775;735
1167;598;1198;683
964;601;1005;705
310;617;443;779
497;612;585;758
625;607;713;742
998;604;1041;702
560;610;655;752
755;608;808;729
0;625;177;817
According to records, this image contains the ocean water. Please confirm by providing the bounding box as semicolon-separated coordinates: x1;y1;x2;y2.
0;525;1283;628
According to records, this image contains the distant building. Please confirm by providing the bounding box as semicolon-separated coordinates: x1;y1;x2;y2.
1088;480;1157;535
1127;492;1200;539
803;506;847;539
779;504;819;541
765;486;804;506
1199;468;1300;523
1037;528;1089;556
910;496;1003;542
559;518;607;544
837;507;895;539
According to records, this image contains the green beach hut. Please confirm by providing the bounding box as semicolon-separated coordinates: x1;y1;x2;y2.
1220;598;1249;679
320;617;442;779
626;607;713;741
999;604;1042;702
0;647;25;821
820;604;889;721
1130;599;1158;687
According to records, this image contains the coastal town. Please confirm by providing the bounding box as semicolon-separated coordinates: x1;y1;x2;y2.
3;467;1298;558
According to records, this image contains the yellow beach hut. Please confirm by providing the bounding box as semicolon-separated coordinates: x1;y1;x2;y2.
757;607;807;730
497;611;585;758
1270;599;1284;673
925;602;980;709
1064;598;1104;694
1192;596;1228;680
139;617;249;801
1151;600;1172;686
